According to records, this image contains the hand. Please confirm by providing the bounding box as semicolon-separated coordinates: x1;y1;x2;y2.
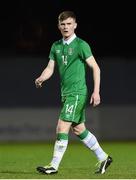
35;77;44;88
90;92;100;107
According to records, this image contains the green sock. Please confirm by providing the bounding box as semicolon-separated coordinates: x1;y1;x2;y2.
77;129;89;140
57;133;68;140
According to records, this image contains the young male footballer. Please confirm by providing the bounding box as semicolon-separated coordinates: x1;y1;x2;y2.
35;11;113;175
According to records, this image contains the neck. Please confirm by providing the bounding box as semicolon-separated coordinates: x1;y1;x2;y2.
63;33;74;41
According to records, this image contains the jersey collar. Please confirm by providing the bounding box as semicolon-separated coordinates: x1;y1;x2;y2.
63;34;76;45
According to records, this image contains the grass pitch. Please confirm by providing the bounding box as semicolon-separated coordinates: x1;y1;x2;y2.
0;141;136;179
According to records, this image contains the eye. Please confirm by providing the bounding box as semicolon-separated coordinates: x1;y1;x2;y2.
60;23;65;26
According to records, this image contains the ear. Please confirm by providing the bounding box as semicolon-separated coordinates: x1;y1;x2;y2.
74;23;77;29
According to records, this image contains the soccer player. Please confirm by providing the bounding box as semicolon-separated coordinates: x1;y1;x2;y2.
35;11;112;175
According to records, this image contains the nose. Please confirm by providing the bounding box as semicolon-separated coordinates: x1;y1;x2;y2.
64;24;68;29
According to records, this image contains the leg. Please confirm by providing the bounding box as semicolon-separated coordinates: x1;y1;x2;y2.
37;119;72;174
50;119;72;170
72;123;113;174
72;122;108;161
37;93;86;174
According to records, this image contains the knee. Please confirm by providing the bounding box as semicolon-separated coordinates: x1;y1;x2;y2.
72;126;85;135
56;120;71;134
56;124;63;133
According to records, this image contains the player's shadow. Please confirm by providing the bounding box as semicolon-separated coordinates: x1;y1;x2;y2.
0;170;34;175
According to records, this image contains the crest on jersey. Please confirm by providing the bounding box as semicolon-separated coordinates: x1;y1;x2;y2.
56;49;60;54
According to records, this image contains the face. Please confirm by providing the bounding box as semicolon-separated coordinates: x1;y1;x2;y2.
58;17;77;40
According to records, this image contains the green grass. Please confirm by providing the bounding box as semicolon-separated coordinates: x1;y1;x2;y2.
0;141;136;179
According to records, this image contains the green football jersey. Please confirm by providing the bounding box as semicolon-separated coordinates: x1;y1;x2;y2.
49;37;93;96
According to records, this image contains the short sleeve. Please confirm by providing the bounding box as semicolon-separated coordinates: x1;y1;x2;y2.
49;43;56;61
79;41;93;61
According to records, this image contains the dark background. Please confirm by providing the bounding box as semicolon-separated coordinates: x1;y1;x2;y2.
0;0;136;107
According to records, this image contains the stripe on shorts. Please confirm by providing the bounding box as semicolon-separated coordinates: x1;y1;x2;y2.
72;95;79;121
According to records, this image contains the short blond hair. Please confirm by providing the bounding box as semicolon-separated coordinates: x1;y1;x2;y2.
58;11;76;22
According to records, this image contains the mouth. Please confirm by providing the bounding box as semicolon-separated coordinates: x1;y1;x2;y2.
63;30;68;33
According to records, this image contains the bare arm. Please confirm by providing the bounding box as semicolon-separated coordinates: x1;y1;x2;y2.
86;56;101;107
35;59;55;88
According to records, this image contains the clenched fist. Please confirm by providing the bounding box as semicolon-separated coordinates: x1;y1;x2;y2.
35;77;44;88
